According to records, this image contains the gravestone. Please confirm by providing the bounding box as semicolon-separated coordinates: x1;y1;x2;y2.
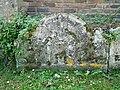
16;13;107;69
110;27;120;68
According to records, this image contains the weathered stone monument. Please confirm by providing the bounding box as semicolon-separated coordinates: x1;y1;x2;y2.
109;27;120;68
16;13;120;69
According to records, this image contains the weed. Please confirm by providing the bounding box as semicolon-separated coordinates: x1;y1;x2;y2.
0;12;44;69
0;69;119;90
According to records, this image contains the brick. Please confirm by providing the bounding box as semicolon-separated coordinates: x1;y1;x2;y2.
55;3;87;9
104;9;117;13
110;5;120;8
37;7;49;12
19;0;120;16
64;8;77;13
86;4;97;8
23;0;34;2
91;9;103;13
19;2;29;7
28;12;37;16
104;0;115;3
75;0;87;3
24;0;48;2
96;3;110;8
49;0;75;3
56;3;96;9
29;2;55;7
27;7;36;12
88;0;104;3
49;7;63;12
41;2;55;7
78;9;91;14
55;3;77;8
35;0;48;2
115;0;120;3
29;2;41;7
79;9;102;14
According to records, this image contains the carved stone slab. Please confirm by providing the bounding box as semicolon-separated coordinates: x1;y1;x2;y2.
16;13;108;69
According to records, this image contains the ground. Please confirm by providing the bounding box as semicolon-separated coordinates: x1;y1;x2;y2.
0;68;120;90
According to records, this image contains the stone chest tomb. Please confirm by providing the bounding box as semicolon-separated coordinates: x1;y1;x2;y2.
15;13;120;69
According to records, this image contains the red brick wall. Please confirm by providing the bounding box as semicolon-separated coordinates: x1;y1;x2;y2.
18;0;120;17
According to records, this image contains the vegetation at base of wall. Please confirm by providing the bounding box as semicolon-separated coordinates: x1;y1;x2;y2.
81;13;116;26
77;9;120;47
0;8;120;70
0;12;44;69
77;9;120;74
103;27;120;74
78;7;120;29
103;28;120;43
0;68;120;90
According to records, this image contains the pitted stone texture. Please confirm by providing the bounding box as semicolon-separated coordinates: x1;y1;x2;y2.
0;0;17;18
93;29;107;63
16;13;107;69
110;27;120;68
33;13;88;67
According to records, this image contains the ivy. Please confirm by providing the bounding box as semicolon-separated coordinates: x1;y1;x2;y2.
0;12;44;68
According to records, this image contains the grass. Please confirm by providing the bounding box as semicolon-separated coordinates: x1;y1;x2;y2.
0;68;120;90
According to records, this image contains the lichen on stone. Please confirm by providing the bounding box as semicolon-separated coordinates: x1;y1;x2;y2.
15;14;120;69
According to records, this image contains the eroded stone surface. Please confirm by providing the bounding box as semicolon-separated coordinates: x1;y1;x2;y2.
16;13;109;69
0;0;17;18
110;27;120;68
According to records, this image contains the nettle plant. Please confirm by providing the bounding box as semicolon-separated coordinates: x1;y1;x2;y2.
0;12;44;68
